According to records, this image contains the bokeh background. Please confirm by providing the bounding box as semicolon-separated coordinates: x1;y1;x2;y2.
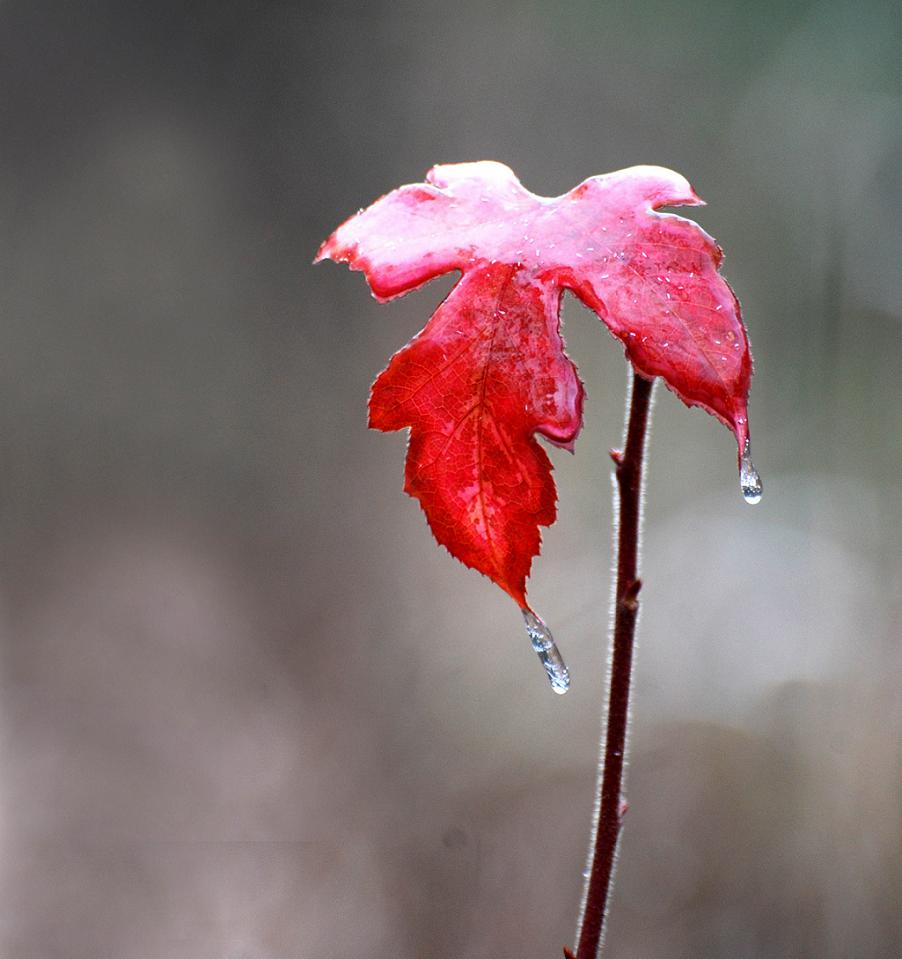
0;1;899;957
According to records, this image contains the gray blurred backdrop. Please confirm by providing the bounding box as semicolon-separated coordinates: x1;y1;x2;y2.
0;1;899;957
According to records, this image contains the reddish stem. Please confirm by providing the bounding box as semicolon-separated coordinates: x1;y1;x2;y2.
570;371;653;959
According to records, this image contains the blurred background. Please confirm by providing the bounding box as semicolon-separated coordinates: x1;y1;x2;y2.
0;1;899;957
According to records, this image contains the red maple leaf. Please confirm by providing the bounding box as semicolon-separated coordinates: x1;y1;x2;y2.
316;161;752;609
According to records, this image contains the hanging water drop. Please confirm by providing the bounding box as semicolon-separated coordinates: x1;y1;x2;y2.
739;438;763;505
522;609;570;694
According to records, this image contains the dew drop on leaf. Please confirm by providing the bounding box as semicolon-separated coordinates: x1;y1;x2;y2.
522;609;570;694
740;438;763;505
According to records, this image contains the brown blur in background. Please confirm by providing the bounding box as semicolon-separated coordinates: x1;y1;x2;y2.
0;1;900;957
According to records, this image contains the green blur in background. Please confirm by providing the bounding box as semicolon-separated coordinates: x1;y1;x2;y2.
0;1;899;957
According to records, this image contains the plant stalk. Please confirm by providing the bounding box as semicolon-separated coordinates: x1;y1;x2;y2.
570;371;653;959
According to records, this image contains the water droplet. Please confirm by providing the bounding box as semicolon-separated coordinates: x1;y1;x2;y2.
740;438;763;505
522;609;570;694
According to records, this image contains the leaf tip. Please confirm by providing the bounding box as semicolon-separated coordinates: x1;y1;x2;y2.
426;159;521;192
623;165;707;210
312;238;332;265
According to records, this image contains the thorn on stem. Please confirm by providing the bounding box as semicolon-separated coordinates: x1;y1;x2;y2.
619;799;630;819
609;448;624;466
621;578;642;611
563;948;577;959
